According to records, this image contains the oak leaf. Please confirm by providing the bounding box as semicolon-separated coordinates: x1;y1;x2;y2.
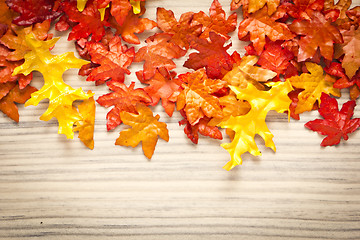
96;82;152;131
13;34;93;139
184;32;234;79
288;62;341;114
134;33;187;81
305;93;360;146
115;103;169;159
85;35;135;85
175;68;226;125
238;6;294;54
219;80;293;170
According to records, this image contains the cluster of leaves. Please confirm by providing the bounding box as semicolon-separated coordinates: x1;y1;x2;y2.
0;0;360;169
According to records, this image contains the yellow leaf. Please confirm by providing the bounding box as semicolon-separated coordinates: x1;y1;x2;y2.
74;93;96;149
223;55;277;90
288;62;341;114
116;104;169;159
130;0;141;14
77;0;88;12
13;34;92;139
219;80;293;170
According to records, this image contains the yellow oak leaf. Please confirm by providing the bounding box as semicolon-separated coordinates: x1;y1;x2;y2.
130;0;141;14
77;0;88;12
74;93;96;149
222;55;277;90
288;62;341;115
219;80;293;170
115;104;169;159
13;34;92;139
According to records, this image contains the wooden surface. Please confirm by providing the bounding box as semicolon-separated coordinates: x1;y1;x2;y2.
1;0;360;239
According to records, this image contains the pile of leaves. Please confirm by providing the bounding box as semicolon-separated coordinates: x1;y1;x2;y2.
0;0;360;170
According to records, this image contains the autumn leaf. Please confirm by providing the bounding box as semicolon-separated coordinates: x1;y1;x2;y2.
115;103;169;159
305;93;360;146
281;0;325;20
219;80;293;170
238;6;294;54
141;68;181;117
0;55;32;88
134;33;187;81
0;83;36;122
324;0;354;28
243;0;280;16
110;11;156;44
5;0;61;26
156;7;202;49
179;109;222;144
85;35;135;85
77;0;88;12
62;0;109;42
74;93;96;149
97;0;132;26
175;68;226;125
96;82;152;131
289;11;343;61
222;55;277;90
184;32;234;79
13;34;92;138
0;0;16;26
191;0;237;40
288;62;341;114
0;20;52;61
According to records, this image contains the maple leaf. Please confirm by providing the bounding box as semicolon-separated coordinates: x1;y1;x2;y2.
305;93;360;146
238;6;294;54
5;0;61;26
109;11;156;44
115;103;169;159
0;83;36;122
141;68;181;117
219;80;293;170
334;26;360;79
324;0;354;28
134;33;187;81
289;11;343;61
96;82;152;131
156;7;202;49
13;34;92;138
179;109;222;144
222;55;277;90
184;32;234;79
175;68;226;125
288;62;341;114
85;35;135;85
0;0;16;26
191;0;237;40
0;20;52;61
97;0;132;26
73;93;96;149
62;0;109;42
242;0;280;16
281;0;324;20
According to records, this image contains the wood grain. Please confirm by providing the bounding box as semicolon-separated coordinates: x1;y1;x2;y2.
1;0;360;239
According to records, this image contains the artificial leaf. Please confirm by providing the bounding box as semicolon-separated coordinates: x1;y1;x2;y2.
247;0;280;15
191;0;237;40
156;7;202;49
0;20;52;61
324;0;353;27
85;35;135;85
77;0;88;12
288;62;341;114
115;103;169;159
62;0;109;42
179;109;222;144
222;55;277;90
0;82;16;100
219;80;293;170
73;92;96;149
334;26;360;79
0;0;16;26
96;82;152;131
184;32;234;79
238;6;294;54
0;55;32;88
175;68;226;125
305;93;360;146
141;68;181;117
281;0;325;20
0;83;36;122
13;34;92;138
5;0;61;26
134;33;187;81
98;0;131;26
110;11;156;44
130;0;141;14
289;11;343;61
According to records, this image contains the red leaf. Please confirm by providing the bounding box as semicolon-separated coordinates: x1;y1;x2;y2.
96;82;152;131
0;54;32;89
305;93;360;146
